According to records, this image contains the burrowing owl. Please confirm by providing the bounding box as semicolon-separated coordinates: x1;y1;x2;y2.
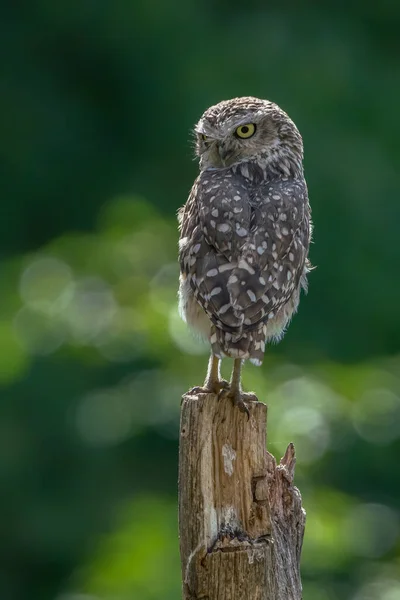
178;97;312;411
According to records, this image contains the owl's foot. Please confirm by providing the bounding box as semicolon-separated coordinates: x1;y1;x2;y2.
219;388;257;418
189;354;228;396
189;379;229;396
219;358;258;417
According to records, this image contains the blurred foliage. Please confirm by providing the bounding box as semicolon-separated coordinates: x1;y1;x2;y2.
1;2;400;600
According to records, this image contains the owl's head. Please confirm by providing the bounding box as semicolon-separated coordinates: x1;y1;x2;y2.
194;96;303;170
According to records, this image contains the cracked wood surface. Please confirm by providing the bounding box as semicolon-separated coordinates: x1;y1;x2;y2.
178;392;305;600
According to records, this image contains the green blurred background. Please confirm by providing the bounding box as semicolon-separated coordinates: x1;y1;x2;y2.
1;2;400;599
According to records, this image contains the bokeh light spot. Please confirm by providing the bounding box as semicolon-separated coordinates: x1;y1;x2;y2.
0;321;29;383
65;277;118;345
76;389;134;447
95;307;148;363
345;503;399;559
19;256;73;314
353;578;400;600
13;307;66;355
268;377;333;463
352;388;400;445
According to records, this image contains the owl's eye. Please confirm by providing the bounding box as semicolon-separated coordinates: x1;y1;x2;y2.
201;134;209;142
235;123;256;139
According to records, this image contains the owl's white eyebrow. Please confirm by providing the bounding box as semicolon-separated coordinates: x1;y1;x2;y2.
231;117;258;129
195;130;215;138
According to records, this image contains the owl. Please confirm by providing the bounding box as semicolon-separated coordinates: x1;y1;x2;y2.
178;97;312;412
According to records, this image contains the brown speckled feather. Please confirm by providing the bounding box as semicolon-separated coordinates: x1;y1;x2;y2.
179;164;310;363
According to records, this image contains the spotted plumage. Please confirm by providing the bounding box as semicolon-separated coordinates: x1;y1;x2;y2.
178;97;312;408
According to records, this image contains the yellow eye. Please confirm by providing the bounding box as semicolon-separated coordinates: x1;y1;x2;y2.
201;134;209;141
235;123;256;139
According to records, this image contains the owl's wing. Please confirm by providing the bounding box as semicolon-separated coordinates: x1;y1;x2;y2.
225;177;310;330
179;172;310;333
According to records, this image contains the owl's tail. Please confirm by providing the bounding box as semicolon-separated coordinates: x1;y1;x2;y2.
210;323;267;367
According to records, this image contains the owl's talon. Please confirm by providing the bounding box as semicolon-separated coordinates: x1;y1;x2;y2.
188;386;208;395
241;391;258;403
218;379;230;392
189;379;229;396
232;393;250;418
219;388;257;419
237;400;250;419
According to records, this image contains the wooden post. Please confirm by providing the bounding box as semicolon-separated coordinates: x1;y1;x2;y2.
178;391;306;600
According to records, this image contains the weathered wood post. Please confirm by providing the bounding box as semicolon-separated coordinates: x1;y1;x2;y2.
178;391;305;600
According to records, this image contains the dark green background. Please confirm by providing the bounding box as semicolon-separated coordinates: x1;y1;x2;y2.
1;2;400;599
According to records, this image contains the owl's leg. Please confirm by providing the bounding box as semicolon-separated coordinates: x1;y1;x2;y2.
221;359;257;416
189;354;229;396
204;354;224;391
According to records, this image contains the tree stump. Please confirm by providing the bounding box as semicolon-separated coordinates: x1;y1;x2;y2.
178;391;305;600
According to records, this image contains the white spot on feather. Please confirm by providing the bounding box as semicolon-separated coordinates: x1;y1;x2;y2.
210;287;222;297
219;303;230;314
219;263;234;272
238;259;255;274
236;226;248;237
179;236;188;250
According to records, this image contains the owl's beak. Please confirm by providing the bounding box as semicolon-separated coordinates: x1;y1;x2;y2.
217;144;234;165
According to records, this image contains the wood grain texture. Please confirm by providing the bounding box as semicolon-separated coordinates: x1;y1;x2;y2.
178;392;305;600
